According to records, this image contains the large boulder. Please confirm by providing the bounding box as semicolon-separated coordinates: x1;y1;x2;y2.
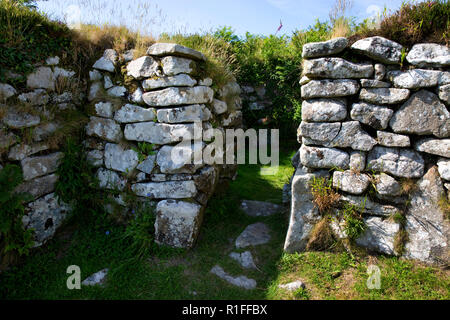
301;79;359;99
404;167;450;264
367;146;424;178
355;217;400;255
389;90;450;138
406;43;450;67
23;193;70;247
284;166;329;252
155;199;204;248
350;36;403;64
303;58;374;79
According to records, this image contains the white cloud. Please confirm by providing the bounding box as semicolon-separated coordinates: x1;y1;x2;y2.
366;4;382;17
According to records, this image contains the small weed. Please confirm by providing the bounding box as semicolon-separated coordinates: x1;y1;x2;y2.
339;202;366;241
310;176;340;214
293;287;310;300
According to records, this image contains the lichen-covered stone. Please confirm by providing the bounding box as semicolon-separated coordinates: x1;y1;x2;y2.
389;90;450;138
96;168;127;191
284;166;329;252
439;84;450;104
222;111;243;127
350;102;393;130
300;144;349;169
339;194;400;217
26;67;55;90
367;146;424;178
351;36;403;64
161;56;195;76
124;122;201;144
212;99;227;115
142;74;197;90
104;143;139;173
3;109;40;129
301;98;347;122
136;154;157;174
94;101;114;118
126;56;159;79
0;129;18;151
114;104;156;123
406;43;450;67
0;83;16;100
147;43;206;61
89;69;102;81
157;104;210;123
142;86;213;107
437;158;450;181
229;251;257;269
360;88;410;105
301;121;377;152
21;152;63;181
107;86;127;97
93;49;117;72
302;37;348;58
24;193;70;247
103;75;113;89
333;170;370;195
86;149;103;167
32;122;60;142
374;63;386;80
415;138;450;158
156;143;204;174
301;79;360;99
374;173;402;197
16;174;58;200
132;181;197;198
303;57;374;79
88;82;103;102
387;69;450;89
376;131;410;147
349;151;366;171
360;79;390;88
86;117;123;142
356;217;400;255
18;89;49;105
404;167;449;264
8;142;49;161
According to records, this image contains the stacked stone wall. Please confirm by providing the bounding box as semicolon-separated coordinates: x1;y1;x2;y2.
286;36;449;265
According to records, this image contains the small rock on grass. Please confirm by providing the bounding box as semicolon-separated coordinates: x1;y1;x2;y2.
235;223;271;248
229;251;257;269
82;268;109;287
210;265;256;290
278;280;306;291
240;200;282;217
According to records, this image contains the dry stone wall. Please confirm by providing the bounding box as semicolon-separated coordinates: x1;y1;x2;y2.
0;43;242;264
286;36;450;266
85;43;242;249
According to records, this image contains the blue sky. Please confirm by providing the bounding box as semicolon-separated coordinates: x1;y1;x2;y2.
37;0;408;37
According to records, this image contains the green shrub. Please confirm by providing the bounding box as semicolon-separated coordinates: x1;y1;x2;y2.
55;136;102;218
0;164;34;257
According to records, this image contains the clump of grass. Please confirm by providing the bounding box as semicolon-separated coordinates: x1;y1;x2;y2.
394;229;409;256
438;194;450;220
328;0;354;38
160;32;238;88
310;176;340;214
306;217;336;251
339;202;366;241
352;0;450;46
400;178;418;195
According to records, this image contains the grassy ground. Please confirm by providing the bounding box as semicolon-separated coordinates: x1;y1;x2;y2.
0;142;449;300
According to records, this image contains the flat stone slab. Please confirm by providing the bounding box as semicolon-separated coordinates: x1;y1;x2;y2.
302;37;348;58
235;223;271;248
229;251;257;269
210;265;256;290
147;42;206;61
82;269;109;286
303;57;373;79
240;200;282;217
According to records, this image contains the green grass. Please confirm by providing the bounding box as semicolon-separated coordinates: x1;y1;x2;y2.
1;142;448;300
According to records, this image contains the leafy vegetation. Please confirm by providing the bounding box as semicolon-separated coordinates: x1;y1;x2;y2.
0;164;34;266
